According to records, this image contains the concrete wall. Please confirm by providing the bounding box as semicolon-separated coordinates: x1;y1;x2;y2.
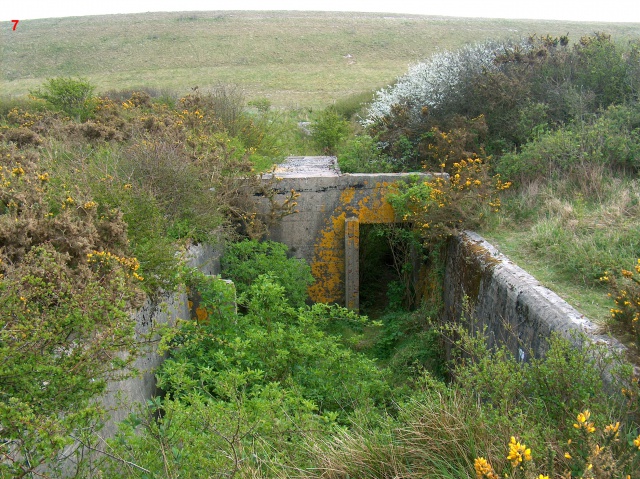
443;231;625;360
257;172;437;305
99;242;222;437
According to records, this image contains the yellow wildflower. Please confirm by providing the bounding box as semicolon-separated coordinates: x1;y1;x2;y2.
633;434;640;449
574;410;595;433
507;436;532;467
474;457;497;479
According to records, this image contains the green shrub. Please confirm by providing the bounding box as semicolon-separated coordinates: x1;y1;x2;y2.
221;239;314;308
496;103;640;184
337;135;393;173
311;107;350;154
30;77;97;121
331;90;376;120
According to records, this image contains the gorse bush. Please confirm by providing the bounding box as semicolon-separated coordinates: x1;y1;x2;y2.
601;259;640;345
363;33;640;168
388;159;511;244
0;78;302;474
0;144;144;476
2;80;298;290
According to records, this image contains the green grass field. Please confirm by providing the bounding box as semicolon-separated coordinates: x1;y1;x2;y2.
3;10;640;108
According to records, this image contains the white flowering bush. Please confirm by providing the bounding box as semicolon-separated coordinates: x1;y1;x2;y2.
364;39;526;127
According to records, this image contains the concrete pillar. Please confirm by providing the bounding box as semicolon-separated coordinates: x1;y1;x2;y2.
345;217;360;311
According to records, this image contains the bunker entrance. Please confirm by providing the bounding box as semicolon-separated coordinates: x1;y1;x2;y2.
357;223;423;316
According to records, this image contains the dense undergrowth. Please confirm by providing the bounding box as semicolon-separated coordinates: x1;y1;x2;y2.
95;242;640;478
2;30;640;478
0;81;311;476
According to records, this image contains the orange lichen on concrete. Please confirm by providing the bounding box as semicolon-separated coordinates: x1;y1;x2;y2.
309;211;347;304
308;182;402;304
354;183;397;224
195;306;209;323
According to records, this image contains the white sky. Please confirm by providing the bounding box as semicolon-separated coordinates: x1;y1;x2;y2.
3;0;640;23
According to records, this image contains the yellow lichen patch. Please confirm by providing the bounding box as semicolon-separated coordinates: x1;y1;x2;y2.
308;181;405;305
309;211;346;303
356;194;396;224
195;306;209;323
340;186;357;205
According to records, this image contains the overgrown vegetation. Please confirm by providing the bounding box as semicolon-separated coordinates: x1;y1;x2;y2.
342;32;640;328
2;20;640;479
0;79;303;476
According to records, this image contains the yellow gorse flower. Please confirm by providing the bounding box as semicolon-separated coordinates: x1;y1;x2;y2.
604;421;620;437
507;436;532;467
633;434;640;449
474;457;497;479
574;410;596;433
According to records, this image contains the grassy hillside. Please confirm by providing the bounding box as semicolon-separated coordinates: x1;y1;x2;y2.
2;10;640;108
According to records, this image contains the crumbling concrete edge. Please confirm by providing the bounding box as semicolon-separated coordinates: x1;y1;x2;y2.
99;242;222;437
444;231;628;363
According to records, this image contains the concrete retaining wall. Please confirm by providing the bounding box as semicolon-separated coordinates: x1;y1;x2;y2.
257;170;438;305
443;231;625;360
99;243;221;437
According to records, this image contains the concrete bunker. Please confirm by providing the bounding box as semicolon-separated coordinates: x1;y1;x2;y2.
255;156;629;363
255;156;439;310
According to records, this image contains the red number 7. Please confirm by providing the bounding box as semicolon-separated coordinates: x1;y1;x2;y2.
11;20;19;31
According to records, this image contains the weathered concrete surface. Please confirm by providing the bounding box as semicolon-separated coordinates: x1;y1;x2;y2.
99;242;221;437
257;156;440;305
443;231;625;360
270;155;341;177
98;291;188;438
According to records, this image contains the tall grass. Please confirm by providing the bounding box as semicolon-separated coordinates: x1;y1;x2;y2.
482;170;640;324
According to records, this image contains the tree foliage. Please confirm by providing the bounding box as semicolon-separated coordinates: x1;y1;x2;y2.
221;239;314;308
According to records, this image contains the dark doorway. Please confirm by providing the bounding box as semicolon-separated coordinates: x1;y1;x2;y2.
358;223;423;316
